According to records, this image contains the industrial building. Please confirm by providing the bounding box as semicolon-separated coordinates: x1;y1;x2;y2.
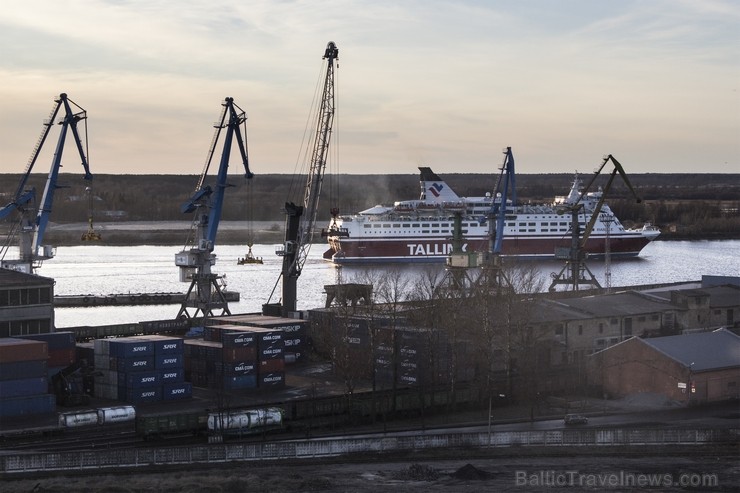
588;328;740;405
0;268;55;338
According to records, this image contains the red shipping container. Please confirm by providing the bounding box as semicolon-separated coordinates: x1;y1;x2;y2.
48;348;76;367
259;358;285;373
0;338;48;363
222;346;257;362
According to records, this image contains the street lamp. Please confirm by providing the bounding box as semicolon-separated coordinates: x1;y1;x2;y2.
487;393;506;446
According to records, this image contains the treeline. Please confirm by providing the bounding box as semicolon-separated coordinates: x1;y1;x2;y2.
1;172;738;238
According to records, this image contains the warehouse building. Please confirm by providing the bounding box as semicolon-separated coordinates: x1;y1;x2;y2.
588;328;740;405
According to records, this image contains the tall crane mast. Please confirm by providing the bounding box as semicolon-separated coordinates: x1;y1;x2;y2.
548;154;641;291
476;147;516;292
175;97;253;319
264;41;339;318
0;93;92;274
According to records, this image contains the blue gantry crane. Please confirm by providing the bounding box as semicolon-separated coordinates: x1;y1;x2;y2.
0;93;92;274
175;97;253;319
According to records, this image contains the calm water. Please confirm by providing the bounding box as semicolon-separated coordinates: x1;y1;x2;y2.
27;240;740;328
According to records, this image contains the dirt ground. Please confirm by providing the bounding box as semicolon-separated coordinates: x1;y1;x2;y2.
3;448;737;493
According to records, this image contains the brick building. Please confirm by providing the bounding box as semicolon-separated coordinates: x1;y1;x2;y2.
588;328;740;405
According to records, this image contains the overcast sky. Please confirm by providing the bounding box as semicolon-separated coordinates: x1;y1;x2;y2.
0;0;737;178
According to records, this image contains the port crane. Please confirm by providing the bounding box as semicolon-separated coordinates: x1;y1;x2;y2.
548;154;641;291
0;93;93;274
175;97;253;319
264;41;344;318
477;146;516;292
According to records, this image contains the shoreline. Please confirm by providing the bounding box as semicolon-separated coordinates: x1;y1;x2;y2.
4;221;739;247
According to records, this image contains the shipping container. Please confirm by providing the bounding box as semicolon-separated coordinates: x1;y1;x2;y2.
159;368;185;383
259;371;285;388
47;348;76;367
98;405;136;424
259;358;285;373
154;353;182;369
59;411;99;427
128;335;184;354
162;382;193;400
115;356;155;373
123;387;161;404
108;339;155;358
118;371;160;388
0;359;47;381
0;376;48;398
0;338;48;363
0;393;55;418
19;331;76;351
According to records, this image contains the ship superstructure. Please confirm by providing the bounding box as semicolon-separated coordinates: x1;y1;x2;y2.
324;168;659;263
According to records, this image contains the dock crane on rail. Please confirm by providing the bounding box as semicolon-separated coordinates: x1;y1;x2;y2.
548;154;641;291
175;97;253;319
0;93;93;274
264;41;346;318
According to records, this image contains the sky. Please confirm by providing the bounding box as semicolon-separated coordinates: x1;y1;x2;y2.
0;0;738;177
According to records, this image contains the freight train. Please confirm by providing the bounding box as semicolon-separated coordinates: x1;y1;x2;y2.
7;385;479;443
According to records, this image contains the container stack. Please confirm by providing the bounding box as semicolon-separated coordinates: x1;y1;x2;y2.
185;319;286;391
94;335;190;403
19;331;76;376
0;338;56;419
208;314;308;364
184;337;258;391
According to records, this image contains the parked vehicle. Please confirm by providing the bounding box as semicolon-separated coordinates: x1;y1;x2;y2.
564;414;588;425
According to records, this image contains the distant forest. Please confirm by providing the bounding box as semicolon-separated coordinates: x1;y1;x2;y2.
1;172;739;239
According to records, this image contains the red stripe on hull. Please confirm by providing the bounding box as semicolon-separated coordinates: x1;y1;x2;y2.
326;234;653;263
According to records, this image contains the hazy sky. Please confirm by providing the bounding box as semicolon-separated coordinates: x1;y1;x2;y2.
0;0;738;177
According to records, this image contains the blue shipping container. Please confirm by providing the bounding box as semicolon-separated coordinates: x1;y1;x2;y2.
0;377;49;398
116;356;155;373
154;354;182;369
108;339;154;358
19;332;76;351
223;374;257;390
159;368;184;383
162;382;193;400
118;371;160;388
123;386;161;403
0;360;47;381
0;393;55;418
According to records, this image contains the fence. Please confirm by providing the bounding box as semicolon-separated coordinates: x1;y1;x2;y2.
1;428;736;475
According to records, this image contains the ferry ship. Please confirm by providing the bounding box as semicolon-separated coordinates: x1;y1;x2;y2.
323;167;660;264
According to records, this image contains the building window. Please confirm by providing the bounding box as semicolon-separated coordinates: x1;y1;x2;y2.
578;325;583;336
555;326;563;336
599;323;604;334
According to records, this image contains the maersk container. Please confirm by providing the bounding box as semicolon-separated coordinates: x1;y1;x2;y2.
207;407;282;432
59;410;99;427
97;405;136;424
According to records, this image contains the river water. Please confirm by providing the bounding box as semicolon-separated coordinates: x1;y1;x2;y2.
27;240;740;329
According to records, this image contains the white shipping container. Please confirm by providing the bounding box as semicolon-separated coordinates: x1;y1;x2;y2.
59;411;99;427
97;405;136;424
